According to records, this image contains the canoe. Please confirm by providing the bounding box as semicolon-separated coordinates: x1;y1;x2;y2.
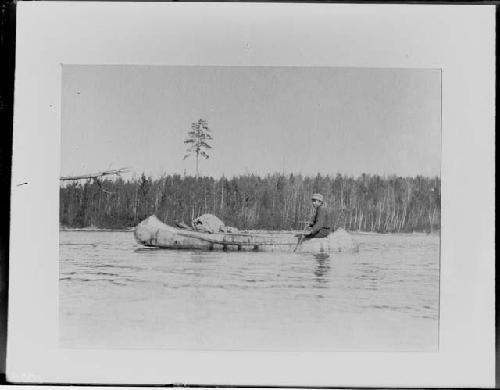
134;215;359;254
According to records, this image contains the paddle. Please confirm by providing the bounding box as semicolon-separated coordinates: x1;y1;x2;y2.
293;221;310;252
293;232;306;252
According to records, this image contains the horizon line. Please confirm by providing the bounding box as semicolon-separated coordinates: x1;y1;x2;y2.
59;170;442;183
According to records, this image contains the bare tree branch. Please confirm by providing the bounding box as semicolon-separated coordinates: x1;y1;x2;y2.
60;167;130;181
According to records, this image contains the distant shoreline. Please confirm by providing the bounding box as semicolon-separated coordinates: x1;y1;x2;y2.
60;174;441;234
60;226;439;235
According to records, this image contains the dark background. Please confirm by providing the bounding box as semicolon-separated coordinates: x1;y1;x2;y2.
0;0;15;383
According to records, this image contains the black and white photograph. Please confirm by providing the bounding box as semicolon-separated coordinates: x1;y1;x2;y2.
6;2;494;387
59;65;441;352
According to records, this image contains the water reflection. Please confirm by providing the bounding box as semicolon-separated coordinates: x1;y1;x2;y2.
134;247;162;253
314;257;331;293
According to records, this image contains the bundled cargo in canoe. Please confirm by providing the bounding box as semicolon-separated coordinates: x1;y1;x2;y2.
134;215;359;254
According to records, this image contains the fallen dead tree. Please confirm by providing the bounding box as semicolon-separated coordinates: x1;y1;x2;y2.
60;167;129;181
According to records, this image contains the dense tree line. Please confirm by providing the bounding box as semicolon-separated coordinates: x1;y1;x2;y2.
59;173;440;233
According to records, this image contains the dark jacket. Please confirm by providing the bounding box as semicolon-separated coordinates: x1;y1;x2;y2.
306;205;331;238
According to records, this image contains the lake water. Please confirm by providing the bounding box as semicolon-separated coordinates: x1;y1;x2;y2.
59;230;439;351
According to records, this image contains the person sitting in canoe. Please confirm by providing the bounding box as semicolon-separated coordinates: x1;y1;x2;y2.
303;193;331;239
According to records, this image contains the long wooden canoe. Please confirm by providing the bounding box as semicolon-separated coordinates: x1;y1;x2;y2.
134;215;359;254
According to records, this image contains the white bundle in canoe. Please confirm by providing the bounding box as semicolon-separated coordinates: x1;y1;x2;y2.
192;214;238;233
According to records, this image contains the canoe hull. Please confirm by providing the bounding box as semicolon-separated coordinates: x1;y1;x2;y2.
134;215;359;253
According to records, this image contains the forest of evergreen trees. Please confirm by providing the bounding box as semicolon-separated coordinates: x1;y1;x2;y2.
59;173;440;233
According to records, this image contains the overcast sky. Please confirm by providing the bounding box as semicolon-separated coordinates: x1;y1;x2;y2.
61;65;441;179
